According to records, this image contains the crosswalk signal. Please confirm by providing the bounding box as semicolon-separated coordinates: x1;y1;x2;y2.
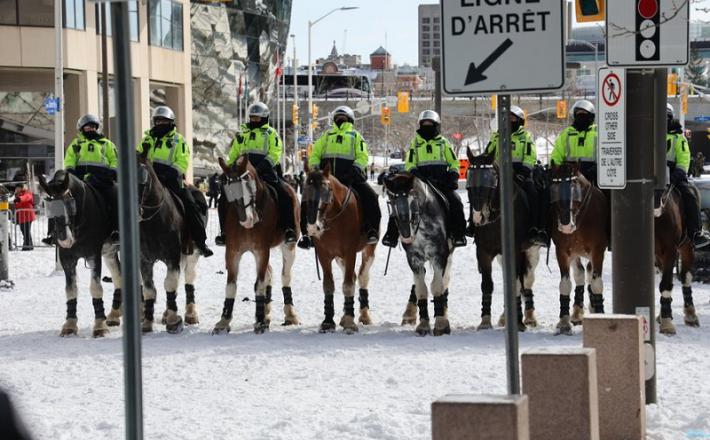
575;0;605;23
291;104;299;125
381;106;391;126
667;73;678;96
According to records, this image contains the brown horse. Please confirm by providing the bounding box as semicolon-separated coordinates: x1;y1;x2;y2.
654;186;699;335
302;164;375;333
212;155;300;334
549;163;609;334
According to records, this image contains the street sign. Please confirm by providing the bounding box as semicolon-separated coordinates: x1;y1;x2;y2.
44;96;58;115
297;136;310;146
607;0;689;67
598;67;626;189
440;0;565;95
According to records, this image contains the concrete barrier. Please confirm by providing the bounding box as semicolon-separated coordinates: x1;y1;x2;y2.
583;315;645;440
432;394;529;440
521;348;599;440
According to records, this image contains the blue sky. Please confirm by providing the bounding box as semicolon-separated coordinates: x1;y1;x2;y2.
286;0;710;67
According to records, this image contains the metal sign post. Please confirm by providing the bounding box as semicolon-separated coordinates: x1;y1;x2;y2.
597;67;627;189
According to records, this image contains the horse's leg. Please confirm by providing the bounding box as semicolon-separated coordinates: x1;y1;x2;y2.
413;267;431;336
280;243;300;326
89;255;109;338
319;257;337;333
140;261;157;333
571;257;586;324
264;263;273;326
442;252;453;319
522;248;539;327
679;243;699;327
60;257;79;337
357;244;376;325
182;252;200;325
104;249;122;327
499;255;526;332
658;251;678;335
163;263;183;334
555;251;573;335
339;255;359;334
478;252;494;330
213;251;242;335
252;250;271;334
431;258;451;336
401;284;418;325
589;252;606;314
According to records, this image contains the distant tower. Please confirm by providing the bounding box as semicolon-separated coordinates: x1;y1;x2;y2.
328;40;339;60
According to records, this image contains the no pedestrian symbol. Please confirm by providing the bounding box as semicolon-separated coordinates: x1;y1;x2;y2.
602;73;621;107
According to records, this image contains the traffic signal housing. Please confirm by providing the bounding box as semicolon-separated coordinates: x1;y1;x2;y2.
381;106;391;126
575;0;605;23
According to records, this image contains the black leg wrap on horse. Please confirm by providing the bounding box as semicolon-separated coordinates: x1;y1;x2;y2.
517;296;524;323
255;295;266;323
481;293;493;317
660;296;673;319
265;285;272;304
408;285;416;305
443;288;449;309
682;286;693;307
324;294;335;321
358;288;369;310
417;298;429;321
574;285;585;307
92;298;106;319
144;298;155;321
221;298;235;319
591;293;605;313
185;284;195;305
66;298;78;320
343;296;355;317
559;295;571;318
523;289;534;311
433;295;446;317
282;287;294;305
166;291;178;312
112;289;122;310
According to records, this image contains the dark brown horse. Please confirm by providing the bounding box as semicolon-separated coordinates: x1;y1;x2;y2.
212;155;300;334
654;186;699;335
302;164;375;333
549;163;609;335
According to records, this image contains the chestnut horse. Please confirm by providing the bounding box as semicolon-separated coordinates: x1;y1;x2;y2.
302;164;375;333
549;163;609;335
212;155;300;334
654;186;699;335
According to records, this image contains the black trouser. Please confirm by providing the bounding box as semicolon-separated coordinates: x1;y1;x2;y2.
20;222;33;249
217;191;226;236
518;177;541;231
580;162;597;186
260;167;296;232
439;185;466;237
92;180;118;233
672;168;701;236
159;173;207;246
208;195;217;208
349;176;382;233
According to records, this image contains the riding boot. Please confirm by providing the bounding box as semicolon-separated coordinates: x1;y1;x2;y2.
381;216;399;247
445;190;466;247
273;181;297;244
681;184;710;249
297;206;311;249
353;181;381;244
180;188;213;257
215;193;226;246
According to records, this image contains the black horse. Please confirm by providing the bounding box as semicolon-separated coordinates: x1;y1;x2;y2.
39;170;121;337
134;151;203;333
465;151;540;331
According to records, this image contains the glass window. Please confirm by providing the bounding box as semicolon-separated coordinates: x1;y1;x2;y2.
433;32;440;39
171;1;182;50
433;17;440;23
18;0;54;27
422;32;429;39
433;48;440;55
96;2;139;42
64;0;84;30
433;25;439;32
422;41;430;47
0;0;18;25
149;0;182;50
423;49;430;55
433;40;439;47
149;0;160;46
422;25;430;32
422;17;430;24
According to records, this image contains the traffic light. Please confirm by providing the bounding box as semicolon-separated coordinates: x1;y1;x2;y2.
681;84;688;115
311;103;319;119
636;0;659;61
397;91;410;113
381;106;391;126
667;73;678;96
575;0;605;23
291;104;299;125
491;95;497;111
556;100;567;119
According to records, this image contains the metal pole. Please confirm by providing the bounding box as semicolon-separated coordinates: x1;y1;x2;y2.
292;34;298;172
54;0;64;172
498;94;520;395
110;3;143;439
679;68;686;131
308;20;313;149
611;69;658;404
0;195;10;283
282;62;287;172
101;3;110;139
433;57;442;117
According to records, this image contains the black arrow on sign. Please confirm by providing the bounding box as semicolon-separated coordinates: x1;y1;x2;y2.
464;38;514;85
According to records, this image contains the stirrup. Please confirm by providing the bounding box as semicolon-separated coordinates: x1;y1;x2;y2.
284;229;297;244
215;235;225;246
297;236;312;250
451;235;467;248
693;232;710;250
197;243;213;257
41;235;54;246
465;223;475;238
366;230;379;245
381;234;398;248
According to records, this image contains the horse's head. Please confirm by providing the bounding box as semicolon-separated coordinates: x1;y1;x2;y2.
465;148;499;226
301;163;338;239
383;172;419;244
218;154;262;228
549;162;586;234
39;170;77;248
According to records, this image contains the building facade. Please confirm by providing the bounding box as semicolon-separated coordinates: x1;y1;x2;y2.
418;4;440;68
370;46;391;71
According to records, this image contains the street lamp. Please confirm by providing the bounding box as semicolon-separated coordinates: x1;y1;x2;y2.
291;33;298;171
308;7;359;145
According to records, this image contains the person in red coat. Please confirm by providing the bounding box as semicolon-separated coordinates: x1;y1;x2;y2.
14;184;35;251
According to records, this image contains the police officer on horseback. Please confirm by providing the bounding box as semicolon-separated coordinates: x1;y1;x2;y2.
382;110;467;247
666;103;710;249
550;99;598;184
137;106;213;257
220;101;297;244
298;105;381;249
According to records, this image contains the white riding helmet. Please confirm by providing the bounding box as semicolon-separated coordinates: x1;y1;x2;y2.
332;105;355;123
77;113;100;131
571;99;595;115
418;110;441;125
510;105;525;120
152;106;175;121
247;101;270;118
666;103;675;118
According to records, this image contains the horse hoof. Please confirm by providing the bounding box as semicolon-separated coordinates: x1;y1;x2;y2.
106;318;121;327
684;307;700;327
106;308;122;326
401;317;417;326
523;311;538;328
415;321;431;336
212;326;231;335
477;316;492;330
555;317;573;336
571;305;584;325
253;322;269;334
60;319;78;337
141;321;154;333
161;310;169;325
659;317;677;335
343;326;358;335
358;310;372;326
433;321;451;336
185;314;199;326
319;321;336;333
166;316;184;334
497;314;506;328
517;321;527;332
282;317;300;326
93;328;109;338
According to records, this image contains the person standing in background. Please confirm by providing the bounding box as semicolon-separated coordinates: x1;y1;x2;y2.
14;184;35;251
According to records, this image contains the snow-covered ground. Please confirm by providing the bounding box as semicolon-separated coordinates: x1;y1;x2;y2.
2;199;710;439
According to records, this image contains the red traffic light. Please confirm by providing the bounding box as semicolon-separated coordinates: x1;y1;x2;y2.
638;0;658;19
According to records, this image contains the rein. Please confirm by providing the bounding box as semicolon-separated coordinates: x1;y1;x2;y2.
138;169;167;222
320;185;353;231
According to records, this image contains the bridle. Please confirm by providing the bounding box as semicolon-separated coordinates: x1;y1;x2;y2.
467;163;501;225
222;168;263;223
550;174;592;224
385;182;422;238
137;163;166;223
304;178;353;233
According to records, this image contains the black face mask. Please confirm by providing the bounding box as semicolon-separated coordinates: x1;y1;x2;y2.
334;117;348;128
150;123;173;138
83;130;101;140
511;120;523;132
417;125;439;140
572;113;594;132
248;117;268;130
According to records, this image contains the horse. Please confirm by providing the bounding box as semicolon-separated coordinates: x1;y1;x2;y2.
38;170;121;337
383;173;453;336
212;155;300;334
134;150;201;333
548;162;609;335
654;186;699;335
465;151;538;332
302;164;375;333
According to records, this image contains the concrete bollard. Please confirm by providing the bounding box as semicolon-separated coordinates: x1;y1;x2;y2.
583;315;645;440
521;348;599;440
432;394;529;440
